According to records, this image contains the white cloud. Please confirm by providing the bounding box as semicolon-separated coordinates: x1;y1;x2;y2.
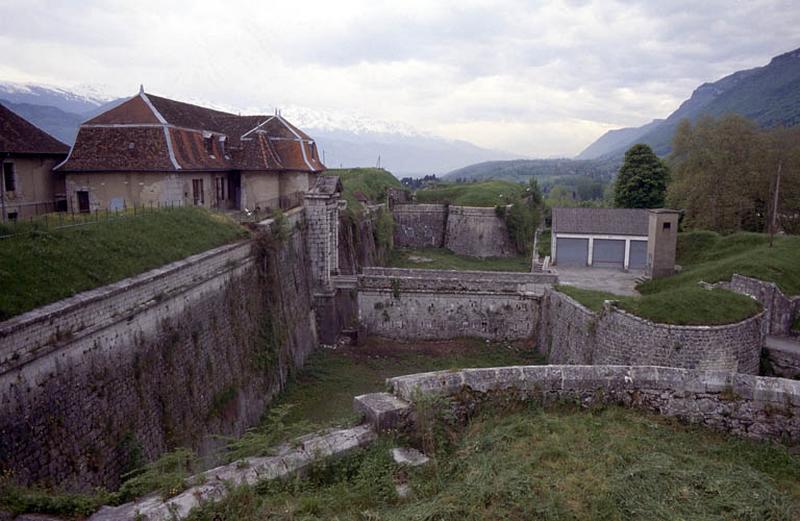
0;0;798;156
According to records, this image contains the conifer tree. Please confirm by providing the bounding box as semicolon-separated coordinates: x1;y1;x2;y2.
614;144;670;208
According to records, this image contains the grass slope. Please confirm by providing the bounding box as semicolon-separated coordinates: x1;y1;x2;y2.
415;180;525;207
186;405;800;520
0;207;247;320
389;247;531;272
557;230;800;325
324;168;402;211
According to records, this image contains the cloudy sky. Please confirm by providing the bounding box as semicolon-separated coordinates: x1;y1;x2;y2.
1;0;798;157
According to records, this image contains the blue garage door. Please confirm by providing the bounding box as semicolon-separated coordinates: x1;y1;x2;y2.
593;239;625;267
629;240;647;269
556;237;588;266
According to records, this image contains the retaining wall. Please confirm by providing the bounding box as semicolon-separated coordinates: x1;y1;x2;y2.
0;230;317;491
392;204;447;249
728;274;800;336
538;290;763;374
358;268;555;340
386;365;800;443
392;203;517;258
445;205;516;257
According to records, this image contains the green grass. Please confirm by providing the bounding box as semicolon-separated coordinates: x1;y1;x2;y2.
0;207;248;320
537;229;552;258
415;180;525;207
555;284;761;326
324;168;403;212
268;339;542;428
388;247;531;272
185;404;800;521
642;231;800;296
556;230;800;325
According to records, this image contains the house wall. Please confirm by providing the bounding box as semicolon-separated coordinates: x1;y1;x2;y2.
1;156;64;218
65;171;190;212
0;230;317;491
241;171;280;211
279;171;311;197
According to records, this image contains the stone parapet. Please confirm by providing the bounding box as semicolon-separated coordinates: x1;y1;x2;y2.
386;365;800;443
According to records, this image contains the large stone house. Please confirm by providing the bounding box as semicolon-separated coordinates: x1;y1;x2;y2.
55;88;325;213
0;103;69;220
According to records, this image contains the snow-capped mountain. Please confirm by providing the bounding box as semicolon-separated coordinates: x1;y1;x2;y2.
0;82;518;177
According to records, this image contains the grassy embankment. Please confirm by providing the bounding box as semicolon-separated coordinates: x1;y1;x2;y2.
388;247;531;272
186;403;800;520
558;231;799;325
323;168;402;212
414;179;525;207
0;207;248;320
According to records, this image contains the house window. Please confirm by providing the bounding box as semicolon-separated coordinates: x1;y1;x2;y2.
3;162;15;192
663;222;671;231
76;190;90;213
215;177;226;206
204;135;214;156
192;179;204;206
8;211;18;222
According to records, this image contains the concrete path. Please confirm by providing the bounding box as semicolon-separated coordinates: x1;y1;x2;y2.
555;266;644;296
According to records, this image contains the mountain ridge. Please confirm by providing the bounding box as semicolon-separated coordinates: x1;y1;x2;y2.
577;46;800;160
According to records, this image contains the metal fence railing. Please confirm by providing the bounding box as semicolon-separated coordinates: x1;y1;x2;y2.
0;200;187;239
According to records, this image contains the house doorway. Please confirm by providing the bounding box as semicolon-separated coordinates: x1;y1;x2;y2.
228;172;241;210
192;179;204;206
76;191;90;213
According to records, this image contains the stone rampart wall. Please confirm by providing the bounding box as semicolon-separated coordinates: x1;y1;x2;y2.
358;269;548;340
728;274;800;336
392;204;517;258
538;290;763;374
0;230;317;491
385;365;800;443
392;204;447;249
445;205;516;258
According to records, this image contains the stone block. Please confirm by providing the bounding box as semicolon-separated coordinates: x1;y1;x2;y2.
353;392;412;431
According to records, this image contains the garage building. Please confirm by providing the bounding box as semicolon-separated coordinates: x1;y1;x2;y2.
551;207;649;270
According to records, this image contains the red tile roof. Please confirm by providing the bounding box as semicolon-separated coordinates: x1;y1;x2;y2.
0;102;69;155
57;91;326;174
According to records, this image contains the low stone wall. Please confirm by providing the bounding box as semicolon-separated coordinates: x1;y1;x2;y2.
0;230;317;491
538;290;763;374
445;205;515;258
358;269;555;340
384;365;800;443
392;204;447;248
728;274;800;336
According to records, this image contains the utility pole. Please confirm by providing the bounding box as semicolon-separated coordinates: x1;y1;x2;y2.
769;160;782;248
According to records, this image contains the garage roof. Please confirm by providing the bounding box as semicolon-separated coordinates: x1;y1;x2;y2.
552;207;649;236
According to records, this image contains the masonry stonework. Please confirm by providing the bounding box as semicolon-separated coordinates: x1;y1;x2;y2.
0;231;316;491
538;290;763;374
392;203;516;257
358;268;556;340
727;274;800;336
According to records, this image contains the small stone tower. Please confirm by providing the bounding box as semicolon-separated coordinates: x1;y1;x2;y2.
646;209;680;279
305;176;344;345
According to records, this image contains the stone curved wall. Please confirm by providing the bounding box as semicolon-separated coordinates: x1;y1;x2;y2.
538;290;764;374
385;365;800;443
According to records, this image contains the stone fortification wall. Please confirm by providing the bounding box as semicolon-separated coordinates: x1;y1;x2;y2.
358;268;555;340
392;204;447;249
392;204;517;257
338;205;392;275
538;290;763;374
728;274;800;336
445;205;516;258
384;365;800;443
0;230;317;491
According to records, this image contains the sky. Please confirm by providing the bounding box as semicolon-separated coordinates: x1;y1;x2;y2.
1;0;799;157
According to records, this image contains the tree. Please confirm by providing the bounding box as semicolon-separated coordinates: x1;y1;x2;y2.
614;144;670;208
